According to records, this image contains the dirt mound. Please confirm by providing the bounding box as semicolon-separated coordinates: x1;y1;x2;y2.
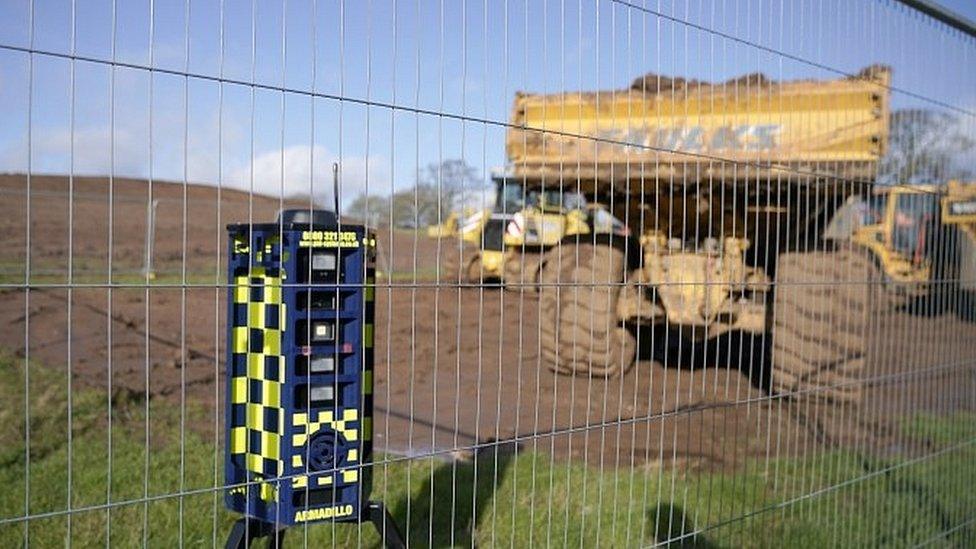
629;71;773;93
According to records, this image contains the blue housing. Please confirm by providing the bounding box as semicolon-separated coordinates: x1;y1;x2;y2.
224;220;375;526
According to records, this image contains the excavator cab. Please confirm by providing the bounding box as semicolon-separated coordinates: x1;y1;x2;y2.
852;186;939;285
852;183;976;294
889;193;938;265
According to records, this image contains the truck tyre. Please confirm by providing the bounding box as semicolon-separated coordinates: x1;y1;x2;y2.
442;245;481;285
465;253;485;284
503;251;544;293
503;251;529;292
539;238;637;376
771;246;886;403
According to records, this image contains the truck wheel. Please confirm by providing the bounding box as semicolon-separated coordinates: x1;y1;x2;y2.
441;245;481;285
957;290;976;322
465;253;485;284
771;246;886;403
503;252;543;292
539;238;637;377
503;252;527;292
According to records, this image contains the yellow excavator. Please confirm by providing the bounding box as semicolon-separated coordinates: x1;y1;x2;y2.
846;181;976;300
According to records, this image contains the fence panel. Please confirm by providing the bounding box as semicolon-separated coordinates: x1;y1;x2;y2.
0;0;974;546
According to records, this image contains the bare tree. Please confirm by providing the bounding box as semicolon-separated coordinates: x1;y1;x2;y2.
416;159;483;217
347;159;484;228
345;193;390;227
879;109;976;184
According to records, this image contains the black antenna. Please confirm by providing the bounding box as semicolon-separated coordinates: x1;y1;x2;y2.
332;162;340;216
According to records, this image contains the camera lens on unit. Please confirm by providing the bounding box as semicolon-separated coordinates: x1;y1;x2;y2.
311;251;337;271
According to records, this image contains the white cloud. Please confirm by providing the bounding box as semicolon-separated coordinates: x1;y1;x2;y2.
228;144;391;208
0;124;392;212
0;124;149;177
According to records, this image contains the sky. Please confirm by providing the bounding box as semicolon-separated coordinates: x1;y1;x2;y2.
0;0;974;207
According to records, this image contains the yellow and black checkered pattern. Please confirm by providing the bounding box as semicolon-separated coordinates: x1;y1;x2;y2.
229;267;287;484
290;409;361;488
362;272;375;447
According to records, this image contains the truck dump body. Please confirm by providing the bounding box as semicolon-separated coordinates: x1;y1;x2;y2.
506;66;890;188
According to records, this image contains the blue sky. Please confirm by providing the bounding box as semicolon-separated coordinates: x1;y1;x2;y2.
0;0;974;206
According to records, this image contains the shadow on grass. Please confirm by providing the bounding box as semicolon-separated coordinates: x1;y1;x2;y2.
392;439;519;548
648;503;717;548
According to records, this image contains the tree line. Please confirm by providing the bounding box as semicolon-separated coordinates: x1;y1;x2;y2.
345;159;486;228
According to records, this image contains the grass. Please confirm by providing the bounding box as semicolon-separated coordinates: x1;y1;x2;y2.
0;259;223;287
0;352;973;547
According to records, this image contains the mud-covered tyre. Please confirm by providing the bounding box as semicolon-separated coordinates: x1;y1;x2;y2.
503;252;543;293
503;252;526;292
771;246;887;403
441;245;480;284
465;253;488;284
956;290;976;322
539;239;637;376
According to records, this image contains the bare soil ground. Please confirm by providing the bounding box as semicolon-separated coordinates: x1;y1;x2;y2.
0;175;973;471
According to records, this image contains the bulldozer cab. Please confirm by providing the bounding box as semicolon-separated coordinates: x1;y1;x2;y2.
503;190;591;247
492;175;586;214
492;176;590;247
494;177;629;247
493;177;527;215
525;188;587;213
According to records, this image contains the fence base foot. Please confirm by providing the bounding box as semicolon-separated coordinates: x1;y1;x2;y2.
224;501;402;549
366;500;406;549
225;518;285;549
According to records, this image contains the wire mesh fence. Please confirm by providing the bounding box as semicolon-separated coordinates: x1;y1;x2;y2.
0;0;974;546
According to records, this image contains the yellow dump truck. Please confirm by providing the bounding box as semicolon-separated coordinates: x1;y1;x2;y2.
510;66;894;401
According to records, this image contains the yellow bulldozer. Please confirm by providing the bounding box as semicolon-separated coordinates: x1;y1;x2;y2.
437;177;629;287
507;65;907;401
